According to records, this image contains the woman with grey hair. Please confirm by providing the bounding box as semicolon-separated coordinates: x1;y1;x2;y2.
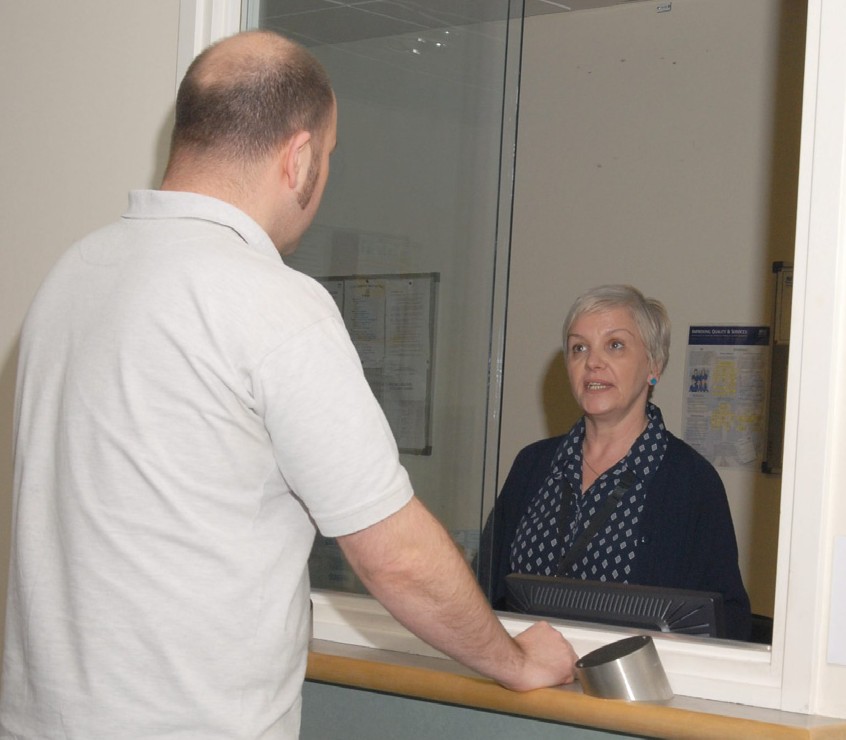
479;285;751;640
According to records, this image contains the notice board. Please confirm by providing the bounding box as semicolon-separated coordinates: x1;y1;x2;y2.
319;273;438;455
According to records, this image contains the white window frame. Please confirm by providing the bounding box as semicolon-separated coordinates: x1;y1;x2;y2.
178;0;846;718
176;0;242;88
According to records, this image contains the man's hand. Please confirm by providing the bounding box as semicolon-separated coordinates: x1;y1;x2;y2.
499;621;578;691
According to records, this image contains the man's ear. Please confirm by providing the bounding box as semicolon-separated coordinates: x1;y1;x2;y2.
283;131;313;190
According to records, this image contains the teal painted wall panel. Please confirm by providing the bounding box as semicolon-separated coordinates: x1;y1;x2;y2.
302;681;647;739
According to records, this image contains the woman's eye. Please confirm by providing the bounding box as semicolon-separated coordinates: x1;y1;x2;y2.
610;340;624;350
570;343;585;354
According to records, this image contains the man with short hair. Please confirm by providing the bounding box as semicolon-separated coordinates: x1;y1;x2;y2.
0;30;577;739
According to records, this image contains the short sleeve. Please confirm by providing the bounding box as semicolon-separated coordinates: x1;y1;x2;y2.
253;315;413;537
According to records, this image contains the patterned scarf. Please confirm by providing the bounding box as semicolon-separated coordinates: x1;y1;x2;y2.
510;402;668;582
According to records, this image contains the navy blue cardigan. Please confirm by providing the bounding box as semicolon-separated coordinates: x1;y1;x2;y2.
478;431;752;640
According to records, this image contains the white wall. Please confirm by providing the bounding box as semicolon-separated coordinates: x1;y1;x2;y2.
0;0;181;650
501;0;806;616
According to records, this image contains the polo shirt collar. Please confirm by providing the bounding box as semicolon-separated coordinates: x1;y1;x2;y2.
123;189;280;260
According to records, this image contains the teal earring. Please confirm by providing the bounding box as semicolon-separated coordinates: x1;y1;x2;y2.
649;377;658;386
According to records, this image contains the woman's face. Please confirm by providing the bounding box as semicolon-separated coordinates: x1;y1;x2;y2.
565;306;655;425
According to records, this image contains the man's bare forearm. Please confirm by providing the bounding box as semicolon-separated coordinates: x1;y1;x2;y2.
337;496;577;691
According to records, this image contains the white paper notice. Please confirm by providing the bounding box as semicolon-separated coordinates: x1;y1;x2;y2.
321;273;438;454
682;326;770;470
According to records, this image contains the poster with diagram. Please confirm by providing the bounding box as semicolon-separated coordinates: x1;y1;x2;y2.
682;326;770;470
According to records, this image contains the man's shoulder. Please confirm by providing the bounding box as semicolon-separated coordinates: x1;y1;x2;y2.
125;189;280;258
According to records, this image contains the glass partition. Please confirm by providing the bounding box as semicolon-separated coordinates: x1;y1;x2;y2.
242;0;525;592
241;2;806;645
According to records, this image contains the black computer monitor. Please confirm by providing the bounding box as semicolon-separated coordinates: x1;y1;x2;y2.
505;573;726;638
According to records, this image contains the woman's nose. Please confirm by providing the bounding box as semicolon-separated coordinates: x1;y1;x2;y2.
585;349;604;368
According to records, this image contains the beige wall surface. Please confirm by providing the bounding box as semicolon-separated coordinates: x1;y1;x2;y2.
0;0;181;654
502;0;806;616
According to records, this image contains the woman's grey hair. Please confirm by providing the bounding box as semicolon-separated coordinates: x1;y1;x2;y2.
562;284;671;374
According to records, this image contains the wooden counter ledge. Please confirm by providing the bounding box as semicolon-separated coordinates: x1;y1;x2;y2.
307;640;846;740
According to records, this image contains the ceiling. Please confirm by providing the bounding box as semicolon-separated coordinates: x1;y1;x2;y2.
256;0;652;47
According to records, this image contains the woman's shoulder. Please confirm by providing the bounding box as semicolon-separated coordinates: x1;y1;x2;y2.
664;430;711;463
501;435;567;490
660;430;725;488
518;434;567;455
510;434;569;468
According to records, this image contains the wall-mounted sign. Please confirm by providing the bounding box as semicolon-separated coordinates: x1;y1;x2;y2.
682;325;770;470
320;272;438;455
